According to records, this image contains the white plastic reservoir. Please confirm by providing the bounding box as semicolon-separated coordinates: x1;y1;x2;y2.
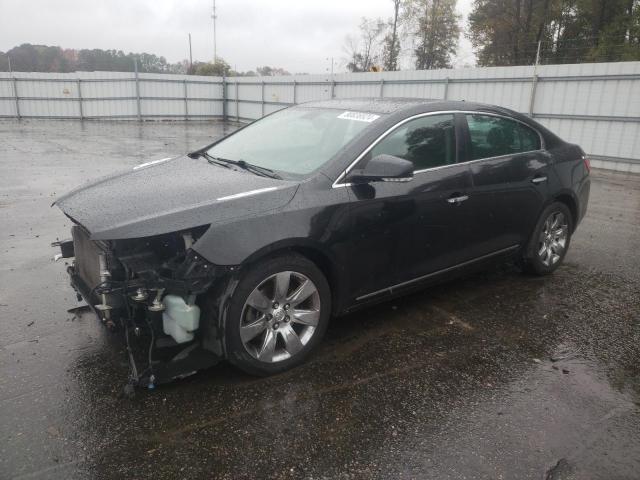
162;294;200;344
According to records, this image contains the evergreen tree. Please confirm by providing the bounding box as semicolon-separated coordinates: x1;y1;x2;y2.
468;0;640;66
409;0;460;69
382;0;403;71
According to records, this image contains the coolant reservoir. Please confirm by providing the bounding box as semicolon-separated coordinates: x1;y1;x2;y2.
162;295;200;344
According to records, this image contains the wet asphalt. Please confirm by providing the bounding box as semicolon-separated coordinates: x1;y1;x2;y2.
0;119;639;480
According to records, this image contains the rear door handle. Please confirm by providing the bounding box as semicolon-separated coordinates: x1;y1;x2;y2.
447;194;469;204
531;175;548;184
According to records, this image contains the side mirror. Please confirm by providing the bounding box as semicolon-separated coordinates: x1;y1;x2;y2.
348;154;414;184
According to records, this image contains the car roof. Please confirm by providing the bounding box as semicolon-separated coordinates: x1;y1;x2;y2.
302;98;440;114
301;97;525;117
300;97;563;150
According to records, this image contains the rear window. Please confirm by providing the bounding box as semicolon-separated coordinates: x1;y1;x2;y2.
466;114;540;160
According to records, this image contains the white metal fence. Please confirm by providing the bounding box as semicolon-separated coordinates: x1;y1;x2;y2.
1;62;639;172
0;71;224;119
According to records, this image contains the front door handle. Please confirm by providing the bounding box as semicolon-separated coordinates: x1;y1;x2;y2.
531;175;548;184
447;194;469;204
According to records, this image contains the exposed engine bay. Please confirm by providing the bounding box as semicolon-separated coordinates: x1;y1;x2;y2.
54;224;233;392
50;151;300;390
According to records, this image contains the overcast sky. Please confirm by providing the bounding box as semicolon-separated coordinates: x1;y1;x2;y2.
0;0;475;73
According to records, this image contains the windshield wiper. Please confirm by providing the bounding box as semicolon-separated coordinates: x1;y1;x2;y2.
191;151;282;179
210;156;282;179
233;160;282;179
189;151;234;170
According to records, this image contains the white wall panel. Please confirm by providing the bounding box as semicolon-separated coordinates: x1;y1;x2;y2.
0;79;15;98
238;101;261;120
187;100;222;116
187;82;221;100
264;83;293;104
139;80;183;98
0;99;16;116
82;99;137;117
1;63;639;170
295;83;331;103
140;98;185;116
17;98;78;117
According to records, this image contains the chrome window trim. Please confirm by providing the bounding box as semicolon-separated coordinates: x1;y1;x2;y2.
332;110;545;189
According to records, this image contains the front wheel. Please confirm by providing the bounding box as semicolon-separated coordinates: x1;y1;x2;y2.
521;202;573;275
224;254;331;376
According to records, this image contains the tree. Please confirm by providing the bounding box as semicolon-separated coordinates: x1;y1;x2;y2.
191;58;231;76
468;0;553;66
135;52;169;73
468;0;640;66
408;0;460;69
556;0;640;62
234;70;258;76
256;66;291;76
0;43;221;74
382;0;403;71
587;0;640;61
344;17;386;72
168;59;189;75
2;44;72;72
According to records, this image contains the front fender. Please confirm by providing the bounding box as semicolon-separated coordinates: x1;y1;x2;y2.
192;202;351;266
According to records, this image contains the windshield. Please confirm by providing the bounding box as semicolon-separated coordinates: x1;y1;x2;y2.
206;107;379;175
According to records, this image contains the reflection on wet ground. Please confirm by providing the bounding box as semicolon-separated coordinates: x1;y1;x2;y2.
1;120;639;479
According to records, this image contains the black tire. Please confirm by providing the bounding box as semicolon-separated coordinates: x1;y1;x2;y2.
521;201;573;275
224;253;331;376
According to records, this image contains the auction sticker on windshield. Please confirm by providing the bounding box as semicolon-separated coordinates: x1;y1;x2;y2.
337;111;380;122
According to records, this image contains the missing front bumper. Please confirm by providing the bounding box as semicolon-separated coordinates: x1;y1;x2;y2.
66;262;221;388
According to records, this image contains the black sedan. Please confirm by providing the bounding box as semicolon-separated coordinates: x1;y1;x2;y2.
54;98;591;386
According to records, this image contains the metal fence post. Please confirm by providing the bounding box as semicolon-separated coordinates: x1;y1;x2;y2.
261;80;265;117
330;79;335;99
235;81;239;122
292;79;297;104
379;78;384;98
222;76;227;121
134;60;141;121
443;77;450;100
77;79;83;120
12;77;20;119
183;79;189;119
528;74;539;116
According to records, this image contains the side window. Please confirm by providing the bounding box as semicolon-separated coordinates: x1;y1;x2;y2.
466;114;541;160
369;114;456;170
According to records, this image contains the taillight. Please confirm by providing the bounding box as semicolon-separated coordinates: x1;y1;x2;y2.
583;156;591;174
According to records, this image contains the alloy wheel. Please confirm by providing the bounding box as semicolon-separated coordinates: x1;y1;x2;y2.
538;211;568;267
240;271;321;363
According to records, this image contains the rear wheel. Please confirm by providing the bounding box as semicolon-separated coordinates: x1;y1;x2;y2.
522;202;573;275
224;254;331;376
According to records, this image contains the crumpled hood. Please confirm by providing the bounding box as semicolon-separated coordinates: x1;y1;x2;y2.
54;155;298;240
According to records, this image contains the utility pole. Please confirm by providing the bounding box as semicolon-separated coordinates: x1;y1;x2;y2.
534;40;542;70
211;0;217;62
326;57;334;76
188;33;193;71
8;54;19;119
529;40;542;116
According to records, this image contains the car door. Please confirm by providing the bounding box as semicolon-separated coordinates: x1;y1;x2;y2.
341;113;473;302
462;113;550;258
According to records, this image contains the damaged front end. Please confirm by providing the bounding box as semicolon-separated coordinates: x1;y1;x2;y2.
54;224;233;391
